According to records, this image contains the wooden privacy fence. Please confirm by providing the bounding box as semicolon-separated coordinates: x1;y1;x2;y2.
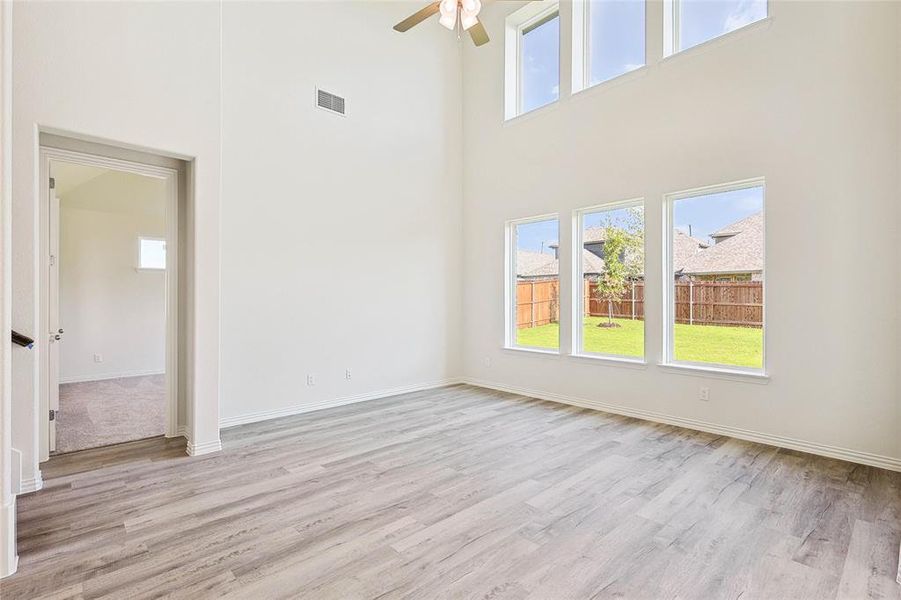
517;279;763;329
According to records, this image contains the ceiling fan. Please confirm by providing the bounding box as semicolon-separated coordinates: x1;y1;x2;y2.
393;0;492;46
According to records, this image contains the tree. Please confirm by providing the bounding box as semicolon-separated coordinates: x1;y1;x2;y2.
594;210;643;328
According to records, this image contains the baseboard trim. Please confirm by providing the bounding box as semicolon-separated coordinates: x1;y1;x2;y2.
0;498;17;578
462;378;901;473
220;378;463;429
59;369;165;385
186;439;222;456
18;471;44;495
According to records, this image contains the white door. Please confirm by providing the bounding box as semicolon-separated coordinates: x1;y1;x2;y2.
48;174;61;452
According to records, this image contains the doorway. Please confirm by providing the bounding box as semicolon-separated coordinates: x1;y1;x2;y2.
40;147;178;455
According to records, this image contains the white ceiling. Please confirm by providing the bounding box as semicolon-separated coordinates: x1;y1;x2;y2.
51;161;108;196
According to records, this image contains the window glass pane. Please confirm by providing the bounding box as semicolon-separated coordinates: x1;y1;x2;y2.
581;204;644;357
588;0;645;86
521;12;560;113
513;218;559;350
672;186;764;369
139;238;166;270
679;0;766;51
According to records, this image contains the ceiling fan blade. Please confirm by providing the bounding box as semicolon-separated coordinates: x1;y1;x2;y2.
393;2;441;32
469;20;490;46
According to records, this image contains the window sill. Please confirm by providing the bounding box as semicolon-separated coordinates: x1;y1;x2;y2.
570;353;647;369
571;64;649;100
503;99;560;127
503;346;561;358
658;362;769;384
661;16;773;64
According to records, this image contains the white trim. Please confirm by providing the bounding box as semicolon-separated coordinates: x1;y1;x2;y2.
657;361;769;383
17;472;43;495
58;369;165;385
662;177;766;375
0;498;16;577
461;379;901;472
39;145;180;460
505;213;561;353
573;197;645;361
220;378;463;429
186;439;221;457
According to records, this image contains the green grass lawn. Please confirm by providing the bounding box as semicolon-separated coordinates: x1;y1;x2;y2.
516;317;762;368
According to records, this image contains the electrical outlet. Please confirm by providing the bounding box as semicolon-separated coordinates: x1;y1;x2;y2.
94;354;103;363
483;356;491;368
345;369;352;380
306;374;316;386
698;386;710;402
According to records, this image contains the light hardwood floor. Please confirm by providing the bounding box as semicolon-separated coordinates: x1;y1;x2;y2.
2;384;900;599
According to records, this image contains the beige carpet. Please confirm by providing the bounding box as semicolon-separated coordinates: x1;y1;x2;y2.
56;374;166;454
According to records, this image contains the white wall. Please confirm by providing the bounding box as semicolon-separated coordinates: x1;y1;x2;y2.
218;1;462;423
12;0;222;486
58;170;166;383
461;1;901;464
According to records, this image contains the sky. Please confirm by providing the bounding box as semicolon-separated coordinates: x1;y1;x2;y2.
520;0;767;111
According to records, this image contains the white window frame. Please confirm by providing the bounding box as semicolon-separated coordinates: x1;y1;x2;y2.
663;0;769;57
137;235;167;271
662;178;766;377
572;0;646;94
505;2;561;120
505;213;561;353
572;198;646;363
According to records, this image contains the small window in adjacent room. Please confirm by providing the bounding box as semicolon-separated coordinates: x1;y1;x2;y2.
575;200;644;359
138;237;166;270
505;4;560;119
573;0;645;92
665;180;764;372
507;216;560;351
665;0;767;55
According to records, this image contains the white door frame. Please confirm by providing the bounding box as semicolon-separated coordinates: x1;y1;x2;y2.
38;146;179;460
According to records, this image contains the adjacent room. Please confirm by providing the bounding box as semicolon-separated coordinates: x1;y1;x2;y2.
0;0;899;599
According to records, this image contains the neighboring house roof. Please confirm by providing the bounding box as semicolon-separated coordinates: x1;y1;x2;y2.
681;212;763;275
672;230;709;271
516;250;606;278
710;212;761;240
582;227;608;244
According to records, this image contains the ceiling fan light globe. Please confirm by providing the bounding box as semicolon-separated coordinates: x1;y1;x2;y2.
438;11;457;30
439;0;458;15
461;0;481;14
460;10;478;30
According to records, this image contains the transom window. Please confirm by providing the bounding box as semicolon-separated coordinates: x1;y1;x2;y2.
665;0;767;55
573;0;645;93
505;4;560;119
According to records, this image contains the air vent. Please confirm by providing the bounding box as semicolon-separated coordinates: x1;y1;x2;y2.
316;88;346;116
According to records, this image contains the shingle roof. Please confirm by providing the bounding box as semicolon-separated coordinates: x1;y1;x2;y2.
516;250;606;278
672;230;709;271
681;212;763;275
711;212;761;239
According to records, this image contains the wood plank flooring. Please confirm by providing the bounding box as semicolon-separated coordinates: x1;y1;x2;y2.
2;384;900;599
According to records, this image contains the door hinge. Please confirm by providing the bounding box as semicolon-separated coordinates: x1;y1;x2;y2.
49;254;56;266
49;177;55;190
49;409;57;422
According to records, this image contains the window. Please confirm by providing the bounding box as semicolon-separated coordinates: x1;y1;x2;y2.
138;237;166;270
665;0;767;55
505;4;560;119
664;180;764;372
507;216;560;351
575;200;644;359
573;0;645;92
